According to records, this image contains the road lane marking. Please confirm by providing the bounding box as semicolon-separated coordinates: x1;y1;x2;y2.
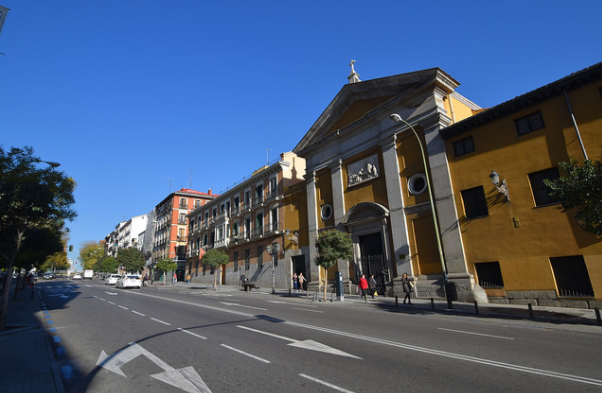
131;310;146;316
293;307;323;313
118;305;128;310
438;328;514;340
220;344;270;363
299;373;355;393
151;317;171;326
237;325;361;359
220;302;267;311
178;328;207;340
108;301;115;305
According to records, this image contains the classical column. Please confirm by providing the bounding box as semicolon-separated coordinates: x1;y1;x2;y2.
305;171;320;282
380;134;411;276
330;158;350;279
421;117;470;281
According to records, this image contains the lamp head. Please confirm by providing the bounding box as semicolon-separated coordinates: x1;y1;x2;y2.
390;113;402;123
489;170;500;186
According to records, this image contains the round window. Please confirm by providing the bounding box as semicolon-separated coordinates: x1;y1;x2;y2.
408;173;427;195
321;204;333;221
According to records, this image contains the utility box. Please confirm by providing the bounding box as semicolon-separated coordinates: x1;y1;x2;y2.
335;271;344;301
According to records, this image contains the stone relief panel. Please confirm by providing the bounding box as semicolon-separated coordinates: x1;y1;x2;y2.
347;154;379;187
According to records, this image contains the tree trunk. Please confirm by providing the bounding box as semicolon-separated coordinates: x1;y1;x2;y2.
0;259;15;331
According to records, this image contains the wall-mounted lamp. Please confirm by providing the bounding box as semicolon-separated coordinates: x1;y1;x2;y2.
489;170;510;201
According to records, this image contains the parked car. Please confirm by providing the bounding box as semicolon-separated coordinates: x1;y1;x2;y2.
105;274;121;285
72;272;82;280
116;275;142;289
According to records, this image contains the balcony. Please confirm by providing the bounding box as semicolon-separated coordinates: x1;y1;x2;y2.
252;196;264;208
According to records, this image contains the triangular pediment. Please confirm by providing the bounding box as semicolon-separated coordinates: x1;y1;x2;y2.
293;68;458;154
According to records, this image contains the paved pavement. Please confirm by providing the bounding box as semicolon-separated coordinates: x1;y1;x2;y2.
1;280;601;393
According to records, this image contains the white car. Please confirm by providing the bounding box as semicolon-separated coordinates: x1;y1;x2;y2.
116;275;142;289
105;274;121;285
72;273;82;280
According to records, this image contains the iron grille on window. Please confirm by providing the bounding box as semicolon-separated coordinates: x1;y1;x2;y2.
475;262;504;287
550;255;594;297
515;111;545;136
529;167;562;206
258;246;263;268
245;249;250;270
233;252;238;272
461;186;488;219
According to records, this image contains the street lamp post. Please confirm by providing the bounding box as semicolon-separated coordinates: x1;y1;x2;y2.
390;113;452;308
265;242;281;294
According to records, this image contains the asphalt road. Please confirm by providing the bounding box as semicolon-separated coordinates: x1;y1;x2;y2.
37;279;602;393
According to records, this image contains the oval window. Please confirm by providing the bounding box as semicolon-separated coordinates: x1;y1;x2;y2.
321;204;333;221
408;173;427;195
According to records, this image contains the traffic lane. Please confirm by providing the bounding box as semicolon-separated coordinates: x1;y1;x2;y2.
86;288;602;392
212;292;602;380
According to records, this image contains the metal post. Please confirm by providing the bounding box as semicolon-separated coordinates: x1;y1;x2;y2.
474;300;479;315
528;303;534;319
595;307;601;325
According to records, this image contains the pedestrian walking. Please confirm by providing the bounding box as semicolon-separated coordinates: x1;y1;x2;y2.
401;272;413;304
359;274;369;298
298;273;305;292
240;272;248;289
292;273;298;291
369;275;377;298
173;272;177;284
186;273;191;284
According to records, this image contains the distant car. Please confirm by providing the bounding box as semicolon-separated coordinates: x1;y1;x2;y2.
105;274;121;285
83;270;94;280
43;272;54;280
72;273;82;280
116;275;142;289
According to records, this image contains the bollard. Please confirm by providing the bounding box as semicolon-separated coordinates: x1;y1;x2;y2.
431;298;435;310
395;295;398;307
595;307;601;325
474;300;479;316
289;288;291;297
528;303;534;319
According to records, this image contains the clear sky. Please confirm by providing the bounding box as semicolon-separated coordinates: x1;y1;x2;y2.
1;1;600;261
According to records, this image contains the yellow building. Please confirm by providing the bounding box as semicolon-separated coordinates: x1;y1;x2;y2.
293;65;481;299
441;62;602;307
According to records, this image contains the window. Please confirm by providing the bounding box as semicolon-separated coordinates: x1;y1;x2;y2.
453;137;475;157
550;255;594;297
270;207;278;231
408;173;427;195
461;186;488;218
258;246;263;268
515;111;544;136
475;262;504;288
179;213;186;224
245;249;250;270
321;204;332;221
233;251;239;272
529;167;561;206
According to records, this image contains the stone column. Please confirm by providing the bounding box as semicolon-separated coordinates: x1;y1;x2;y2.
305;171;320;283
330;158;350;279
380;134;411;277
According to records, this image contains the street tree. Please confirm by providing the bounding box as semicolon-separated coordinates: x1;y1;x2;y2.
117;247;145;273
0;146;76;331
79;241;105;270
202;248;229;290
93;256;119;274
156;258;177;285
544;157;602;236
41;250;70;273
314;229;354;301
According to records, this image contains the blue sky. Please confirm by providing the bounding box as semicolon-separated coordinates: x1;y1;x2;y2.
1;1;600;261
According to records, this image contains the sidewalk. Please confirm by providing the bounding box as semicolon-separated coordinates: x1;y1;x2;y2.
0;282;65;393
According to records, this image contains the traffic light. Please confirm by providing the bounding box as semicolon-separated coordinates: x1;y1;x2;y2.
69;245;73;252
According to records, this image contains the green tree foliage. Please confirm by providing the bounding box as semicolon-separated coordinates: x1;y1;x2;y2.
42;251;70;272
93;256;119;274
16;226;64;270
314;229;354;301
79;241;105;270
156;258;178;285
202;248;229;290
544;158;602;236
117;247;145;273
0;146;76;331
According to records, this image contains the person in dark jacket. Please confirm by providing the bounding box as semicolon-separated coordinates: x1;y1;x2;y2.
401;272;412;304
368;275;377;298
